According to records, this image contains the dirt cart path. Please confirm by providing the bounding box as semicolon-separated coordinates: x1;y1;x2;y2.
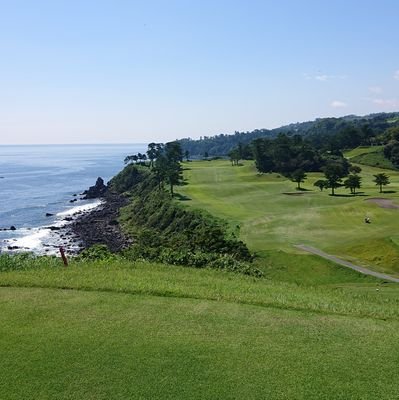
295;244;399;283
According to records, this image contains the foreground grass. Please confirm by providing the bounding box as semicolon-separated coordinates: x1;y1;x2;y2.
177;159;399;276
0;259;397;320
1;284;399;400
1;259;399;399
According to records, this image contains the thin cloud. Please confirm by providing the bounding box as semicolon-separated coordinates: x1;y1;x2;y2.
372;98;399;107
304;73;347;82
394;70;399;80
369;86;383;94
331;100;347;108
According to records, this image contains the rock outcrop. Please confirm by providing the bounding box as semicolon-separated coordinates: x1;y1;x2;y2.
82;177;107;199
71;192;132;252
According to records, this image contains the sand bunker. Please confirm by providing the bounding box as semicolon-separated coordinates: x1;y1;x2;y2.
365;198;399;209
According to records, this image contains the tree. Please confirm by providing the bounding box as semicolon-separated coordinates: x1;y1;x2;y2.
386;126;399;141
164;141;184;196
184;150;190;162
313;179;328;191
252;138;274;173
137;153;143;165
291;169;307;189
344;174;362;194
324;163;347;195
373;173;390;193
124;155;133;164
349;165;362;174
147;142;162;168
228;148;240;166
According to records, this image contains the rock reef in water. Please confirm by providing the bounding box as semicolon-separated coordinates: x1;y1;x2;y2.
82;177;107;199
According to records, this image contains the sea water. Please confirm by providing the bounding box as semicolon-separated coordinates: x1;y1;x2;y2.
0;144;147;253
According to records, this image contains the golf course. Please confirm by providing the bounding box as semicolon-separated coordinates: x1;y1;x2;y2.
1;150;399;399
177;156;399;278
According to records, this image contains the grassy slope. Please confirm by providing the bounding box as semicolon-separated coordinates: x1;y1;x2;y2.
1;260;399;399
345;145;396;169
177;159;399;276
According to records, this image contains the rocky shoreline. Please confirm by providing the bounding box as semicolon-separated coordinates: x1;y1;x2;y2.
0;177;132;255
70;191;132;253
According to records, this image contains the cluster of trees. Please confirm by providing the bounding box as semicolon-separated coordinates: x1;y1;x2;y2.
383;126;399;167
224;127;395;196
124;152;148;165
251;134;324;175
178;112;399;158
313;166;390;196
179;129;274;158
125;141;184;196
313;163;360;195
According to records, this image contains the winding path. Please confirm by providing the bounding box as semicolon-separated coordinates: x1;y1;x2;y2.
295;244;399;283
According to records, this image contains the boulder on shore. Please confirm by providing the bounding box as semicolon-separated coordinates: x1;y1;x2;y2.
82;177;108;199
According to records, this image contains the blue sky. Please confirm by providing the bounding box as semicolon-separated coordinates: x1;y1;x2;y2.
1;0;399;144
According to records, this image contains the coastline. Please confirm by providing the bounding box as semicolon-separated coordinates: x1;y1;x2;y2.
1;200;102;255
0;181;131;256
70;191;132;253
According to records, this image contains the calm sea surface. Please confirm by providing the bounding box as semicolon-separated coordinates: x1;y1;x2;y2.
0;144;147;253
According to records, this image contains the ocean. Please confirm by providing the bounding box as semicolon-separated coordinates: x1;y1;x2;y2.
0;144;147;254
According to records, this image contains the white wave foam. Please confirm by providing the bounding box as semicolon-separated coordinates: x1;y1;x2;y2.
11;228;51;250
1;199;103;254
56;199;103;217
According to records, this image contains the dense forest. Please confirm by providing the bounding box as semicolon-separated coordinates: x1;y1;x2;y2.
179;112;399;159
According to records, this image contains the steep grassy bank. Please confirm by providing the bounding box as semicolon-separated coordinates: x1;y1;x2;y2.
109;164;260;276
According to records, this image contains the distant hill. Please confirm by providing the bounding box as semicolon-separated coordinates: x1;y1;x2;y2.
179;112;399;157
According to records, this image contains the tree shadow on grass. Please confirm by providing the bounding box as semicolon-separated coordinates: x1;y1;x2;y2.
330;193;368;197
296;187;312;192
382;190;397;194
174;193;191;201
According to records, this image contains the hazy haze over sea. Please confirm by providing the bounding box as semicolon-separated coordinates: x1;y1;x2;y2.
0;144;147;253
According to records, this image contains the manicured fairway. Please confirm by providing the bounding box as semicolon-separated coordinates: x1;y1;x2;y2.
177;159;399;277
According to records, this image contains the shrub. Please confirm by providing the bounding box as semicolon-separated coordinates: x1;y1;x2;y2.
77;244;118;262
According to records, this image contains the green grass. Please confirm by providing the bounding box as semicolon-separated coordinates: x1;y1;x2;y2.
2;157;399;399
177;159;399;277
345;146;396;169
2;285;399;400
1;260;399;399
0;259;394;319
